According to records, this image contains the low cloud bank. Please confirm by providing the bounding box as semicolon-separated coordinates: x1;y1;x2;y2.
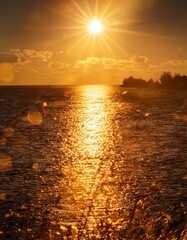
1;49;187;84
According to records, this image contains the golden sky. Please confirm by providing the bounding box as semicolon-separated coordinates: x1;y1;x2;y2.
0;0;187;85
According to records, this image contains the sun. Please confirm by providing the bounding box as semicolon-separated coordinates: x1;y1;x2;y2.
87;19;104;35
53;1;129;56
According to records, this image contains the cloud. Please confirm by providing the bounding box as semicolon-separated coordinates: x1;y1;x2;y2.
130;55;148;64
159;60;187;74
146;59;187;82
38;61;69;74
76;57;118;73
0;49;52;82
75;55;149;73
22;49;52;60
100;58;116;66
114;59;129;69
0;63;14;82
2;48;187;85
9;49;52;64
148;59;187;75
76;57;116;67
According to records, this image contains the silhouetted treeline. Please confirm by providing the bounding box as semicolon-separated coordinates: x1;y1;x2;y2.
122;72;187;90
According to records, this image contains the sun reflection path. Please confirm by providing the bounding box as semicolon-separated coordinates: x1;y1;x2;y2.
79;86;110;158
58;85;127;236
73;86;116;232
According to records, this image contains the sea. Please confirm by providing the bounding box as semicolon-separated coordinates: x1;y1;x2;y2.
0;85;187;240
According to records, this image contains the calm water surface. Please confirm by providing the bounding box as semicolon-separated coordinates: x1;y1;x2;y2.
0;85;187;239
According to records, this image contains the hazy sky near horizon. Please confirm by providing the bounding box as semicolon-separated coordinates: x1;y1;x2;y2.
0;0;187;85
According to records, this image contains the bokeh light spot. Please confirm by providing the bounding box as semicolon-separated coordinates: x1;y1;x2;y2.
0;193;6;200
0;153;12;172
32;163;39;170
27;111;43;125
43;102;48;107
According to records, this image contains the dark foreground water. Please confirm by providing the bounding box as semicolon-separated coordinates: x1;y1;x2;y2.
0;85;187;240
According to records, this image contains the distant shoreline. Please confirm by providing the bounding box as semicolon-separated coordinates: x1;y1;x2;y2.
122;72;187;91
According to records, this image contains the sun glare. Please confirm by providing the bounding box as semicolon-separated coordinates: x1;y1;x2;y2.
88;19;103;34
53;1;130;57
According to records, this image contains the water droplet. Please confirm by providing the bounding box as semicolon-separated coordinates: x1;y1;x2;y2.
0;153;12;172
43;102;47;107
27;111;43;125
71;225;78;233
32;163;39;170
60;225;67;232
144;112;151;117
122;90;128;95
3;127;14;138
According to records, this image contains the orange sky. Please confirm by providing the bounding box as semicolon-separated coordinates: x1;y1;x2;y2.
0;0;187;85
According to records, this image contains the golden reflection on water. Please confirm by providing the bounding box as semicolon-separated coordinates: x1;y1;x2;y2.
74;86;112;216
78;86;110;158
58;85;121;234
